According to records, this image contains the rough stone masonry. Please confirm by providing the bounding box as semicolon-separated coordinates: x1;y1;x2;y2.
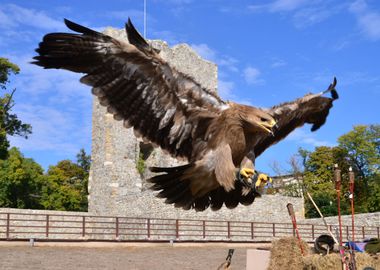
88;27;304;222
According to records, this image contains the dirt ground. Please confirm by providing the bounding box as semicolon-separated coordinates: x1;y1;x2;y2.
0;241;270;270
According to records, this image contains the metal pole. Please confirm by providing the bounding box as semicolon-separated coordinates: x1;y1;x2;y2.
306;192;339;244
334;164;347;270
287;203;304;255
334;164;343;246
144;0;147;38
349;167;355;242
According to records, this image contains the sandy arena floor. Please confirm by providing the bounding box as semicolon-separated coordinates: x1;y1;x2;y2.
0;242;270;270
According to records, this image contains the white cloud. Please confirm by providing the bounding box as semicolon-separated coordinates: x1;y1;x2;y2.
349;0;380;40
10;103;91;155
271;58;287;68
191;43;239;72
0;4;64;31
286;128;335;147
243;66;262;85
270;0;307;12
218;80;235;100
6;52;92;158
248;0;307;13
191;43;217;62
293;6;333;28
248;0;337;28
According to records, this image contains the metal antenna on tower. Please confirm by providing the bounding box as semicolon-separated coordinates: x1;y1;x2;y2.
144;0;147;38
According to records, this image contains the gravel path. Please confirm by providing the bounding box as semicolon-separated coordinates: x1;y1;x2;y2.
0;242;269;270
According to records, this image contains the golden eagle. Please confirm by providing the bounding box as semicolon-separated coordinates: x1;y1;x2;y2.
33;19;338;211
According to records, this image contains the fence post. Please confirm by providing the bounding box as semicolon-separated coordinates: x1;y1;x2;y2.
377;227;379;239
311;224;314;240
362;226;365;239
273;223;276;237
82;216;86;237
6;213;10;239
346;225;349;241
251;222;254;240
147;218;150;239
46;215;49;238
202;221;206;239
115;217;119;239
175;219;179;239
227;221;231;239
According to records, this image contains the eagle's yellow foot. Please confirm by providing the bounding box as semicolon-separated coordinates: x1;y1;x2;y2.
237;168;273;191
255;173;273;189
238;168;255;187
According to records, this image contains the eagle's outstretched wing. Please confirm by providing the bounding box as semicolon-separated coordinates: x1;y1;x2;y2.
32;18;226;161
254;78;338;158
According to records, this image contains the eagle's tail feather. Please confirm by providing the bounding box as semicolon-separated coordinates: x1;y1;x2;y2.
147;164;195;209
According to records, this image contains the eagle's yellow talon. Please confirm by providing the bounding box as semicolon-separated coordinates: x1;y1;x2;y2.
255;173;273;187
239;168;254;178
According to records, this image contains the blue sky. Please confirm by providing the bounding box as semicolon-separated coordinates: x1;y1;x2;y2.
1;0;379;174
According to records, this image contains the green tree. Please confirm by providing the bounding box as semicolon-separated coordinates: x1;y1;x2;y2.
0;147;44;208
40;149;90;211
40;159;88;211
338;125;379;178
302;125;380;217
0;58;32;159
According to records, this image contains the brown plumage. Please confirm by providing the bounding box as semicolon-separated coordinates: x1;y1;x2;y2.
32;19;339;211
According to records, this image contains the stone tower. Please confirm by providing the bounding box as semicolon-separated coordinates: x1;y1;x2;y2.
88;27;304;222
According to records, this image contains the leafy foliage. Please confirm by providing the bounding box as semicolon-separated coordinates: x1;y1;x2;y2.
0;148;44;208
0;58;31;159
301;125;380;217
0;148;90;211
39;149;90;211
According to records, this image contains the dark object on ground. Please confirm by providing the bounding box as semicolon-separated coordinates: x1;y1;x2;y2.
314;234;335;254
217;249;234;270
364;238;380;254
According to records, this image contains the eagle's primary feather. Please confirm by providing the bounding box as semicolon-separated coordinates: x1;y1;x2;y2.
32;19;338;211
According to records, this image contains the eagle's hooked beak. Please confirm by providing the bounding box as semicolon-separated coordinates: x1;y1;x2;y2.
258;119;277;135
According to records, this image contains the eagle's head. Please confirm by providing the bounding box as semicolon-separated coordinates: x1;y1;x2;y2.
235;104;277;135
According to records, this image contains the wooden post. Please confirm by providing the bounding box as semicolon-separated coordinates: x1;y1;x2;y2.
46;215;49;238
115;217;119;238
175;220;179;239
251;222;254;240
82;216;86;237
147;218;150;239
6;213;10;239
227;221;231;239
287;203;304;255
273;223;276;237
312;224;315;240
202;220;206;239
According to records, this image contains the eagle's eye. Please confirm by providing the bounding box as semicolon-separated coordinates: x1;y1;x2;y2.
260;117;267;122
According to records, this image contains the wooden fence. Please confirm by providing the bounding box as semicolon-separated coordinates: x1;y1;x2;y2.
0;212;378;242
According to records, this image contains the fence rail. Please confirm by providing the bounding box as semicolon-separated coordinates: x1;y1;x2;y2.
0;212;378;242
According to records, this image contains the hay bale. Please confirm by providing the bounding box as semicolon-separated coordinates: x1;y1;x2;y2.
302;252;380;270
365;238;380;254
268;237;309;270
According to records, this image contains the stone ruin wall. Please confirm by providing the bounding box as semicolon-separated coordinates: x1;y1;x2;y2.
87;27;305;223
